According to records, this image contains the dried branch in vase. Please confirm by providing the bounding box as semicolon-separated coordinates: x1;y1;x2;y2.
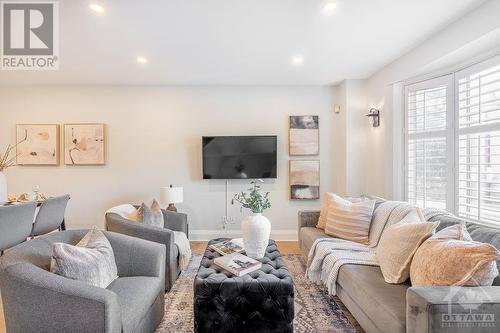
0;134;28;172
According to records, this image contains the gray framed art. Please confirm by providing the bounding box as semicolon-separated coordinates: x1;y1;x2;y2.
289;115;319;155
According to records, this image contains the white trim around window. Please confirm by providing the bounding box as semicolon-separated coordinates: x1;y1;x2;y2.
403;54;500;227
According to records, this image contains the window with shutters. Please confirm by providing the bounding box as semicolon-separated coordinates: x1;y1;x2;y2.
405;76;453;210
404;55;500;226
456;58;500;225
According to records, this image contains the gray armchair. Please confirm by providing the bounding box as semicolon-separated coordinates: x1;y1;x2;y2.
0;230;166;333
105;207;188;291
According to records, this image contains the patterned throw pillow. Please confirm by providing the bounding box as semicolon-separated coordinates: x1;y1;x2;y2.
410;224;500;286
376;208;439;284
317;193;365;229
51;229;118;288
324;193;376;244
138;199;164;228
317;193;334;229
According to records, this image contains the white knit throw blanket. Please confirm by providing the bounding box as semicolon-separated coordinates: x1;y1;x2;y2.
306;201;419;295
173;231;191;270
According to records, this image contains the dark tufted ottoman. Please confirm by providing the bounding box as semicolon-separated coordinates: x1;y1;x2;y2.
194;238;294;333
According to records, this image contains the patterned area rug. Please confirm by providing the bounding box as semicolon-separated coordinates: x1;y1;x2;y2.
155;253;362;333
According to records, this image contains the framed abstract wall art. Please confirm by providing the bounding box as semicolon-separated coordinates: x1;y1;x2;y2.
289;160;320;200
64;123;106;165
289;115;319;155
16;124;60;165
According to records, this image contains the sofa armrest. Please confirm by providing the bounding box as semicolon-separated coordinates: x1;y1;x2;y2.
162;209;188;235
104;231;166;279
0;263;121;333
407;286;500;333
298;210;320;229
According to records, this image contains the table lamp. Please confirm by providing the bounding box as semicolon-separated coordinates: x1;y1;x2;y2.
160;185;183;212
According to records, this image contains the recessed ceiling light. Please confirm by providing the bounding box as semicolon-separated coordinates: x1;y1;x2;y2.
89;3;104;13
322;2;337;15
136;56;148;65
292;56;304;66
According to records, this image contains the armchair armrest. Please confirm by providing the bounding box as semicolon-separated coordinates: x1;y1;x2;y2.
162;209;188;235
0;263;121;333
298;210;320;229
104;231;166;279
106;213;174;249
407;286;500;333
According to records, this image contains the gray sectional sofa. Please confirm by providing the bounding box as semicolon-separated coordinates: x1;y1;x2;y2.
298;207;500;333
0;230;166;333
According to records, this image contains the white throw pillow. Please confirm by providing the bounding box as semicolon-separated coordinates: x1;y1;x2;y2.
377;208;439;284
324;194;376;244
51;229;118;288
106;204;139;221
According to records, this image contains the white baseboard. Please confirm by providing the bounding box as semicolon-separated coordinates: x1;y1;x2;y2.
189;229;298;241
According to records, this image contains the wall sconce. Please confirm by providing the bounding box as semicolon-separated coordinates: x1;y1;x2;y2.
366;108;380;127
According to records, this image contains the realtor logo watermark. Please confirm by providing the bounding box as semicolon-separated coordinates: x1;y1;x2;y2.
440;287;496;330
1;1;59;70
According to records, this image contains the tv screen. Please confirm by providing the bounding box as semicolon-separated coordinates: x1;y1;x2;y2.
202;136;277;179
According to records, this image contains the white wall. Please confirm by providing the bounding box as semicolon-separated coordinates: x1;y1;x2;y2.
0;85;336;240
364;0;500;199
331;80;368;196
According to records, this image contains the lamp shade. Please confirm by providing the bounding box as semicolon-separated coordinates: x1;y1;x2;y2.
160;186;183;205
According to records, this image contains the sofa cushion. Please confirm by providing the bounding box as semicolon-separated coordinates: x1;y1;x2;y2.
299;227;331;252
337;264;409;333
107;276;163;333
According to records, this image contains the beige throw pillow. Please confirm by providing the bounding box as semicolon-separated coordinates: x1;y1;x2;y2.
410;224;500;287
317;193;333;229
317;193;365;229
377;208;439;284
324;194;375;244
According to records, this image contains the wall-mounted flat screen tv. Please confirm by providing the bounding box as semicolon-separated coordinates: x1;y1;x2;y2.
202;136;277;179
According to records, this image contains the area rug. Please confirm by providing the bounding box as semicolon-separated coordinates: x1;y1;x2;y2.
155;254;361;333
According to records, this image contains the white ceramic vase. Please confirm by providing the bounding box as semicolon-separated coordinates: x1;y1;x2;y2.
241;213;271;259
0;172;7;205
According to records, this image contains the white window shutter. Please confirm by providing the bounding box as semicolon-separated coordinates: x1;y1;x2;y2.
405;76;452;210
456;59;500;225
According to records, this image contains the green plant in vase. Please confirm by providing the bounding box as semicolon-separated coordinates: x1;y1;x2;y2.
232;180;271;214
232;180;272;259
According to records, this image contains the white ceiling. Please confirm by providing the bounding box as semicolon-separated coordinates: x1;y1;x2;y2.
0;0;487;85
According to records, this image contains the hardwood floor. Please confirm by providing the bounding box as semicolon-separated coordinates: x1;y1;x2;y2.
0;293;4;333
0;241;303;333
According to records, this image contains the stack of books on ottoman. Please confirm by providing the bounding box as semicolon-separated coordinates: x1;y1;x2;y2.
209;238;262;277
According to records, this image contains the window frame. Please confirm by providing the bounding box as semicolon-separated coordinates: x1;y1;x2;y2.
404;75;455;211
403;54;500;227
